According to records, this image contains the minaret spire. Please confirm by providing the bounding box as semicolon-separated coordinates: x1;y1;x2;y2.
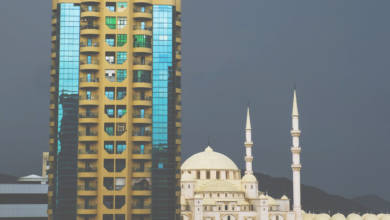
291;89;302;220
245;107;254;175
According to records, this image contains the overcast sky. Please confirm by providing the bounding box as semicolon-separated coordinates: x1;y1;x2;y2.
0;0;389;200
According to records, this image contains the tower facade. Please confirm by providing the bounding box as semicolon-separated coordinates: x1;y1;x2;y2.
291;90;302;220
48;1;182;220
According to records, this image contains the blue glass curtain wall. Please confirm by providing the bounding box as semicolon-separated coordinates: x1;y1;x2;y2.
55;3;80;219
152;5;178;220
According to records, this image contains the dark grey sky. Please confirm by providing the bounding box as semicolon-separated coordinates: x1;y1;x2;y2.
0;0;389;200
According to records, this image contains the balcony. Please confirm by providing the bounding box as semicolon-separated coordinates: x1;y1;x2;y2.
176;20;182;27
81;7;99;18
80;0;100;3
132;130;152;142
80;24;99;36
133;96;152;107
133;0;152;4
176;37;181;44
133;8;152;20
80;59;99;71
133;82;152;89
78;185;97;196
132;204;151;215
133;60;152;71
79;95;99;106
133;25;152;36
79;77;99;88
80;42;99;54
77;204;97;215
79;112;98;124
132;167;152;178
133;114;152;124
176;51;182;60
78;131;98;142
78;149;98;160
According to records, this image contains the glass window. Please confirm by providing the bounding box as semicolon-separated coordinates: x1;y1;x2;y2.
104;123;115;136
103;196;114;209
116;159;125;172
105;88;115;100
117;2;127;12
117;52;127;64
117;69;127;82
105;52;115;64
104;177;114;190
133;70;151;82
117;17;127;29
105;34;116;47
133;35;151;48
105;70;116;82
115;178;125;190
106;2;116;12
140;144;145;154
106;16;116;29
104;141;114;154
105;105;115;118
116;141;126;154
115;196;125;209
116;88;126;100
87;55;92;64
117;105;126;118
117;34;127;47
104;159;114;172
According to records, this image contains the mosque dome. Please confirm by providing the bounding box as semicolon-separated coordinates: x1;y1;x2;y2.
315;214;331;220
181;146;239;171
380;215;390;220
332;213;346;220
242;174;257;182
363;214;378;220
347;214;363;220
304;213;315;220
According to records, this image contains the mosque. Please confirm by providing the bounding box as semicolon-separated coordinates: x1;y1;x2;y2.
179;91;390;220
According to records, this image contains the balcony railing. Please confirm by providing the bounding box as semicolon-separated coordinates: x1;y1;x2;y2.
78;185;97;191
81;6;100;12
78;149;97;154
133;8;152;13
132;130;151;136
133;96;152;101
79;77;99;83
80;42;99;47
81;24;99;30
133;114;152;119
79;131;98;136
80;59;99;65
133;25;152;31
78;167;97;172
79;112;98;118
132;204;151;209
133;167;151;172
79;95;99;100
133;60;152;66
132;148;152;154
77;204;97;209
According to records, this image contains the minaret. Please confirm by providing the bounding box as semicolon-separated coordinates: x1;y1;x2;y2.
291;90;302;220
245;107;254;175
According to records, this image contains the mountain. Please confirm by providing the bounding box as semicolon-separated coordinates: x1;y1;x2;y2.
0;173;17;183
352;195;390;213
254;172;390;215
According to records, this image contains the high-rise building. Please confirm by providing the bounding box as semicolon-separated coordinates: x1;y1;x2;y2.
48;1;182;220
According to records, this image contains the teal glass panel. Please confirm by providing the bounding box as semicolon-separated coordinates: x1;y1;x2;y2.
117;52;127;64
117;69;127;82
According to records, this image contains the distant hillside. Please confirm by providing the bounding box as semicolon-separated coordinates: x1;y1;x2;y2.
254;172;390;215
0;173;17;183
352;195;390;213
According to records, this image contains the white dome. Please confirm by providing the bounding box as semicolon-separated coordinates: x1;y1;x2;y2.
242;174;257;182
181;146;239;171
347;214;363;220
363;214;377;220
332;213;346;220
315;214;331;220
